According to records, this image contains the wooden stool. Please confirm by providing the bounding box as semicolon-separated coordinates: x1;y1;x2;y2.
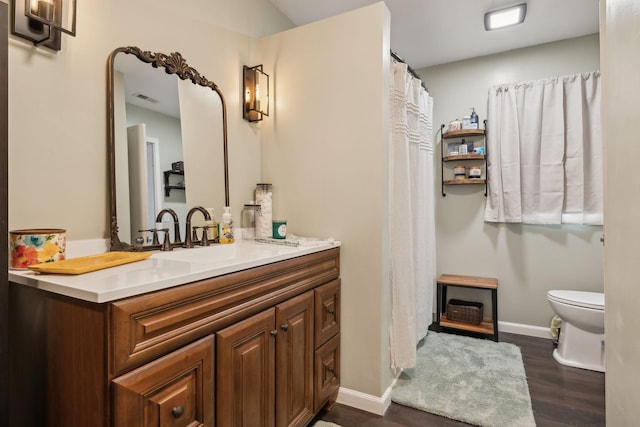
436;274;498;342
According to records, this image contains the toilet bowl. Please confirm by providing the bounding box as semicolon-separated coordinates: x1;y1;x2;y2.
546;290;605;372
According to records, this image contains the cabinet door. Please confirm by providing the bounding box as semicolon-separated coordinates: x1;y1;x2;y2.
275;291;314;427
314;333;340;412
216;308;276;427
112;335;214;427
314;279;340;348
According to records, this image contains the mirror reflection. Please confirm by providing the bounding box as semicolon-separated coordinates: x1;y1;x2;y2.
107;47;229;251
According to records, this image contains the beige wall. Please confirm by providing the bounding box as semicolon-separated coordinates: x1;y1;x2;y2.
419;34;603;329
8;0;293;239
601;0;640;423
258;3;393;398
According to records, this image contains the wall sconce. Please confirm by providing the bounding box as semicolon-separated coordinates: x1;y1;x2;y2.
243;65;269;122
11;0;77;51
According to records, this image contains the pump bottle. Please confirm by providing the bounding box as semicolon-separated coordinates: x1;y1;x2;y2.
219;206;235;244
470;107;479;129
205;208;218;243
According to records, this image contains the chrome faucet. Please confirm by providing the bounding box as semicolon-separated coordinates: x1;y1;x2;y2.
184;206;211;248
155;208;182;246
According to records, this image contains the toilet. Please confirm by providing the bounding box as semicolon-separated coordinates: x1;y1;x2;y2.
546;290;605;372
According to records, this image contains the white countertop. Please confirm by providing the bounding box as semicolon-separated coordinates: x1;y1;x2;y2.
9;240;340;303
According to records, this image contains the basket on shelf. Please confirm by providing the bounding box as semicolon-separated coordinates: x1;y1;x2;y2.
446;299;484;325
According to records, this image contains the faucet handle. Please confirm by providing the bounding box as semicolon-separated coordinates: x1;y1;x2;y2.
200;226;211;246
159;228;172;251
138;229;159;246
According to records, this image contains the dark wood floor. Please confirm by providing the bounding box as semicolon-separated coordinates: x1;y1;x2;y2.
313;332;605;426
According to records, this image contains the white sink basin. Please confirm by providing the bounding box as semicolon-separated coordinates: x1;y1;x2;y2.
150;242;303;265
151;244;237;263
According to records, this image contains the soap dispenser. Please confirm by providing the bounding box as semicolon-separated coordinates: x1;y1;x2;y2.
204;208;218;242
470;108;479;129
219;206;235;244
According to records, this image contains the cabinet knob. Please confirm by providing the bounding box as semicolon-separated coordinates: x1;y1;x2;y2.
327;367;335;374
281;324;289;332
270;329;278;337
171;405;184;418
327;308;335;315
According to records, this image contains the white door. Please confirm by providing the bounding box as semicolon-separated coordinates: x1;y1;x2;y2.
127;124;162;243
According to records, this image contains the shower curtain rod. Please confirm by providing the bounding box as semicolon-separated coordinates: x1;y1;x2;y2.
391;50;428;92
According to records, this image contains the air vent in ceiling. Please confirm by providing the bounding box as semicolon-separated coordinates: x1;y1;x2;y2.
132;93;159;103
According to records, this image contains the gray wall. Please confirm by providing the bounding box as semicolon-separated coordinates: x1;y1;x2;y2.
419;34;603;330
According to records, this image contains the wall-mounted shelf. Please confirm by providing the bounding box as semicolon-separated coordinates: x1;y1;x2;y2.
440;121;488;197
164;170;185;197
443;178;487;185
443;129;485;139
443;153;485;162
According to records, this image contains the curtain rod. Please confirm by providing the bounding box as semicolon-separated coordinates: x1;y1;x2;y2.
390;50;428;92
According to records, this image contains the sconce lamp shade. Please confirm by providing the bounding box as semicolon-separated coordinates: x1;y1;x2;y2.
11;0;77;51
243;65;269;122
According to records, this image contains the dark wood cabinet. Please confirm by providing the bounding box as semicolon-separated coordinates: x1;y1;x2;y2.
8;247;340;427
216;289;327;427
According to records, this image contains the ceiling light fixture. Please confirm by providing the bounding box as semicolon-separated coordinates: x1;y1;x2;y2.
484;3;527;31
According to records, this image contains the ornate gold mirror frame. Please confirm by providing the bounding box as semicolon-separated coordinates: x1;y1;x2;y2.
106;46;229;251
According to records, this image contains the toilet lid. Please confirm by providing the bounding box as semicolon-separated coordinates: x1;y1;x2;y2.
547;290;604;310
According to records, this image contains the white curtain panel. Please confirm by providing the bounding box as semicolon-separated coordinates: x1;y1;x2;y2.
389;61;435;369
484;71;602;225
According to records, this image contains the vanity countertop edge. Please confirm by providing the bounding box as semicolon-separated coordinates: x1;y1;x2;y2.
8;241;341;303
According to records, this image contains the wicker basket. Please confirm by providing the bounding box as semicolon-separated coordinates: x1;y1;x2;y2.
446;299;483;325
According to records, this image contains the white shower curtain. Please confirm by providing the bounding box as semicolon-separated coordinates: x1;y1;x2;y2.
389;61;436;369
484;71;602;225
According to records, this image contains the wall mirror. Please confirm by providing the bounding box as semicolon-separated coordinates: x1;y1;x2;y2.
107;46;229;251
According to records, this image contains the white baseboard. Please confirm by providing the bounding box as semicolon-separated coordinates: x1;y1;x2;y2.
336;385;392;415
499;321;552;339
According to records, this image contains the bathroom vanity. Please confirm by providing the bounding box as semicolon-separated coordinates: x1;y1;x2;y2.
8;242;340;427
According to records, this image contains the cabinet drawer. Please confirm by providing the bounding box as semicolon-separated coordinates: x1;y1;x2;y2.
314;333;340;412
112;335;214;427
314;279;340;348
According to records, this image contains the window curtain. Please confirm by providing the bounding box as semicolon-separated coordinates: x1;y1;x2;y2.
389;61;436;369
484;71;602;225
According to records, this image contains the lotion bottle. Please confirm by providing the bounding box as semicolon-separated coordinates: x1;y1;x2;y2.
205;208;218;243
219;206;235;244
